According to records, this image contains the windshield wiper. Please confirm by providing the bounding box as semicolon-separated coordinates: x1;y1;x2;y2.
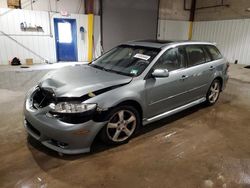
89;64;106;71
105;69;133;77
89;64;132;77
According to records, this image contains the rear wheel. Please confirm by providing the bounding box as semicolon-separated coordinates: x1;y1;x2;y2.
206;79;221;105
100;105;140;145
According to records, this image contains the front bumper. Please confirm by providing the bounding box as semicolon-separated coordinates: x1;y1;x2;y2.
23;88;106;154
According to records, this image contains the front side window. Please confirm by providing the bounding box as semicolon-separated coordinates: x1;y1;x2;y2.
154;47;186;71
90;45;160;77
206;45;223;60
186;45;206;67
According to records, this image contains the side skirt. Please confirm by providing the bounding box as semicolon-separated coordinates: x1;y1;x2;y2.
143;97;206;125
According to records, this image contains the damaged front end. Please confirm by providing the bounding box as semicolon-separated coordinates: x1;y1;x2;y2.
30;86;114;124
24;86;110;154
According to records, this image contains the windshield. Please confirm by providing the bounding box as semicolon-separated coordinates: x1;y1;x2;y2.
90;45;160;77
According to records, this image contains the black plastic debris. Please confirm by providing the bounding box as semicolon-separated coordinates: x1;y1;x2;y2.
20;66;30;69
244;65;250;69
11;57;21;66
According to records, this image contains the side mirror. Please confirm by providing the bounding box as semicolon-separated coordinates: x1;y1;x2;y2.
152;69;169;78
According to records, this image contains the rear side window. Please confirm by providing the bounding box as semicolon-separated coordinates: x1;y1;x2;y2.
206;45;223;60
203;46;212;62
186;45;206;67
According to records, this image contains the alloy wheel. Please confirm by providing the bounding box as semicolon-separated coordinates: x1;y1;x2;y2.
208;81;220;103
106;110;137;142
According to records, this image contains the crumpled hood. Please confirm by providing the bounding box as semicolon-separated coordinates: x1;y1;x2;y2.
38;65;132;97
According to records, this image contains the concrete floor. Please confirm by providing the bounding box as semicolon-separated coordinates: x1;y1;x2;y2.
0;65;250;188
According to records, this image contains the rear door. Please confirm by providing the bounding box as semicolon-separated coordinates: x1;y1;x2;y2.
183;45;215;101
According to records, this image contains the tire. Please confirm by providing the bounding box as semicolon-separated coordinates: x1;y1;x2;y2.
100;105;140;145
206;79;221;106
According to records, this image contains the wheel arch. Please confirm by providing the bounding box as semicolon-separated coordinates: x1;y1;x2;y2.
116;100;143;122
214;76;223;91
95;100;143;145
93;99;143;124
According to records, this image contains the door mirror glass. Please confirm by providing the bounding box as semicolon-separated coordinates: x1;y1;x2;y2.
152;69;169;78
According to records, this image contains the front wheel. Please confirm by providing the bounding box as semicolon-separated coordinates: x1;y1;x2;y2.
206;79;221;105
100;105;140;145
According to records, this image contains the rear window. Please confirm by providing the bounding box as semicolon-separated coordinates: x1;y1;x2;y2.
186;45;206;67
206;45;223;60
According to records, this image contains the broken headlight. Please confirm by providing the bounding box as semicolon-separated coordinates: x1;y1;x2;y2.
50;102;97;115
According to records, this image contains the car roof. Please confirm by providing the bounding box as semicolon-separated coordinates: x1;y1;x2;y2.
123;40;215;49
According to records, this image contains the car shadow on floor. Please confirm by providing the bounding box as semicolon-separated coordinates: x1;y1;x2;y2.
27;102;207;160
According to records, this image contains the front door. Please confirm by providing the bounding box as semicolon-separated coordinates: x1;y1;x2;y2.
145;47;189;118
54;18;78;61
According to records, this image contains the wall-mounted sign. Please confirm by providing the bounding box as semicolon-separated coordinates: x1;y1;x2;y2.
20;22;44;32
60;11;70;17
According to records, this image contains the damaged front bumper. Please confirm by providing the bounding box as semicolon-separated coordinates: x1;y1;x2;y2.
23;87;107;154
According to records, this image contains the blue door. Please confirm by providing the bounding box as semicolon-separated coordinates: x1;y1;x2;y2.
54;18;78;61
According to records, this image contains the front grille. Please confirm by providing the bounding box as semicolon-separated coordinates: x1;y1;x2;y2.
26;121;41;137
33;87;55;108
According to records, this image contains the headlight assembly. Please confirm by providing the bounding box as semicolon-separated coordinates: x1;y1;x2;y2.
50;102;97;115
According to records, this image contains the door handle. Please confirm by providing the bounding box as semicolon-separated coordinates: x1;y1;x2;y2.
209;66;215;70
181;75;189;80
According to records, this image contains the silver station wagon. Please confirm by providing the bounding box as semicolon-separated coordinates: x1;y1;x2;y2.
24;40;229;154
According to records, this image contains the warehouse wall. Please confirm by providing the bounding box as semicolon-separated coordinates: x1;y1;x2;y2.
102;0;159;51
192;1;250;65
93;15;101;58
0;0;7;8
158;18;250;65
21;0;85;13
0;0;85;13
195;0;250;21
0;8;101;64
157;20;190;40
193;19;250;65
157;0;190;41
0;0;100;15
158;0;250;65
159;0;190;20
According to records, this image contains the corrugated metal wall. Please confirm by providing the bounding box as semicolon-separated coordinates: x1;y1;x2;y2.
1;0;86;14
0;8;53;64
0;8;101;64
193;19;250;65
158;19;250;65
158;20;190;40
